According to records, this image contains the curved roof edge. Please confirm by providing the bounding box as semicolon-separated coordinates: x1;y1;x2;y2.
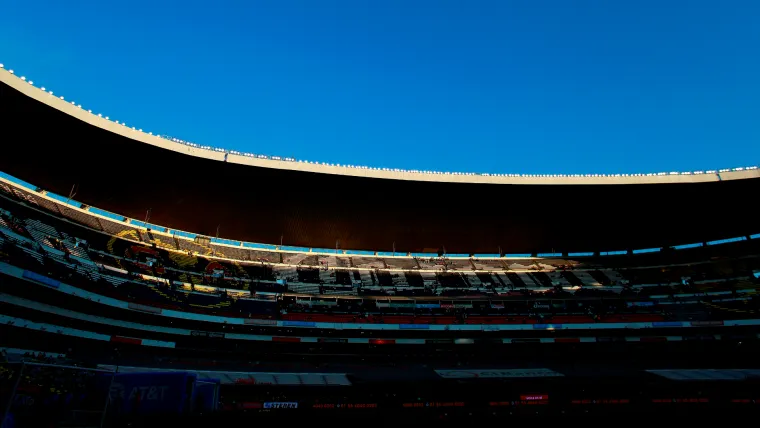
2;66;758;185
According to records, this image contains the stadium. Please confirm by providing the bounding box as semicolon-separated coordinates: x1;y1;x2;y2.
1;62;760;426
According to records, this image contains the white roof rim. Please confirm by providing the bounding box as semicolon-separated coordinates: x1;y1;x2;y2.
1;66;758;185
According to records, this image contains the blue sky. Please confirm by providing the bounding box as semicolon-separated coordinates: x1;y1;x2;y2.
1;0;759;174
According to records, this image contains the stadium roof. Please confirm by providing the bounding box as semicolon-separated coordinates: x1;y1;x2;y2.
1;66;758;254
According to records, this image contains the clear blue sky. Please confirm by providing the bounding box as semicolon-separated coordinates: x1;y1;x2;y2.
2;0;759;174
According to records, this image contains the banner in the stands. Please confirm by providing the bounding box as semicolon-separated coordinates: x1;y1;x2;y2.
244;318;277;326
99;366;353;385
22;270;60;288
264;402;299;409
190;330;225;338
128;302;162;314
435;368;564;379
440;303;473;309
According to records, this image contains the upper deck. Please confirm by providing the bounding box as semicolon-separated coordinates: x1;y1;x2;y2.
1;67;758;253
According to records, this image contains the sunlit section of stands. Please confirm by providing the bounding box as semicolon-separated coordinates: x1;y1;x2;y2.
295;254;320;266
3;246;760;330
147;232;178;250
100;220;141;240
445;258;474;271
1;177;746;281
470;259;506;271
3;210;757;300
2;177;760;301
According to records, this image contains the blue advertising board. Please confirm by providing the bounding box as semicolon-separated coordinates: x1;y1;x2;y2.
108;372;197;415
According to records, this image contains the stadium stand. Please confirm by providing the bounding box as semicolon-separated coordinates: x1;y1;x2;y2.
4;63;760;426
2;177;760;424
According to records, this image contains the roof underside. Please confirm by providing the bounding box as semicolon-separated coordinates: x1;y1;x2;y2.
1;76;758;254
